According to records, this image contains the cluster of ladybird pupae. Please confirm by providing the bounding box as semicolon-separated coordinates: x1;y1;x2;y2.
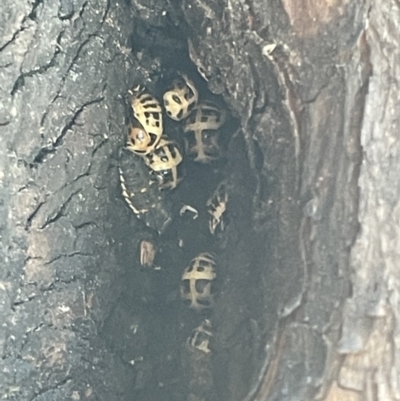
118;74;231;355
119;74;229;232
126;86;184;189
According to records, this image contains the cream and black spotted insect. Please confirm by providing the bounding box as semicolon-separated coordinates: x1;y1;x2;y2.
127;87;163;155
181;252;216;311
187;319;213;354
118;148;171;234
144;137;184;190
184;102;226;163
163;74;199;121
206;180;228;235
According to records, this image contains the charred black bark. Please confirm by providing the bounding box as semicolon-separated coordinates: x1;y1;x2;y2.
1;0;398;400
1;0;145;398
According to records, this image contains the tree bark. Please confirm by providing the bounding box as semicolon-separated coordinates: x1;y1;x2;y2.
1;0;398;400
1;0;143;398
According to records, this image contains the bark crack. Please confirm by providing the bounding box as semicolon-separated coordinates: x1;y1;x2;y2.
33;96;105;165
35;0;110;148
45;251;93;266
25;201;45;231
0;0;44;52
39;189;81;229
11;31;64;95
0;26;27;53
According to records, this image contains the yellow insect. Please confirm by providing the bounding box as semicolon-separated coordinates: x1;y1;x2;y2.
144;137;184;190
127;87;163;155
118;148;171;234
184;102;226;163
181;253;216;311
163;74;199;121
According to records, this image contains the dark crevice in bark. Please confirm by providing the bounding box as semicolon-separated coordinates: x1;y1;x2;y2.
26;0;45;21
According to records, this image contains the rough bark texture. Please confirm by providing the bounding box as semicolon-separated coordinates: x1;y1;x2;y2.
1;1;141;399
1;0;399;400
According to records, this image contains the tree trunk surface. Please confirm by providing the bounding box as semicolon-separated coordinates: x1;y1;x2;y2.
0;0;398;400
